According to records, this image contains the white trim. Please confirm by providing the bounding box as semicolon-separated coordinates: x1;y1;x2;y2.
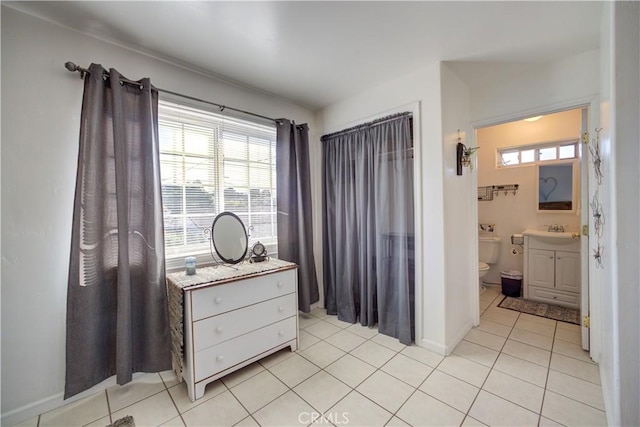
444;320;474;355
420;338;447;355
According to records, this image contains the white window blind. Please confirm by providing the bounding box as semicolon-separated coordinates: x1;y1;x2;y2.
158;101;278;260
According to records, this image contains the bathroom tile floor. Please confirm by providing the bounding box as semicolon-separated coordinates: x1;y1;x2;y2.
19;286;606;427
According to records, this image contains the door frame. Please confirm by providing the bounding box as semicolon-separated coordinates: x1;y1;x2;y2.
471;97;598;360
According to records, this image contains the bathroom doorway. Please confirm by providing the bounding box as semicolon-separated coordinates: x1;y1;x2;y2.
474;106;591;352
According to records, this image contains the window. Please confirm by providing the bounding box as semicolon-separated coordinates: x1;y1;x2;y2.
497;140;579;168
158;101;278;262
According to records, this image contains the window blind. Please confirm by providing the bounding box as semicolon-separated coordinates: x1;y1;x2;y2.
158;101;278;259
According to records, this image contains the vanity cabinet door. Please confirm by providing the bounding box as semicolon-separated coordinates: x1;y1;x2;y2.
555;251;580;293
528;249;555;288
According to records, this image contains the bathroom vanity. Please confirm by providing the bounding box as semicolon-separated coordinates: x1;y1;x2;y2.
523;230;581;308
167;258;298;402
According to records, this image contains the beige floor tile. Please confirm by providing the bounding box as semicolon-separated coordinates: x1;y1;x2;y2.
546;370;605;410
298;330;321;350
324;329;367;352
234;416;259;426
161;415;186;426
461;416;488;426
493;353;548;387
371;333;407;352
463;328;506;351
476;319;512;338
555;327;582;345
159;370;180;389
468;390;539;427
436;355;490;387
542;391;607;426
304;320;342;339
396;390;466;427
299;341;346;368
293;371;351;413
515;317;556;337
11;416;40;427
453;340;499;367
400;345;444;368
346;323;379;339
229;370;288;413
84;415;111;426
328;391;393;427
482;370;544;413
509;328;553;350
323;315;355;329
386;416;411;426
40;391;109;427
420;370;479;413
252;390;315;427
480;308;519;327
258;348;296;369
325;354;376;388
502;339;551;367
356;371;414;413
107;373;166;412
381;353;433;387
268;354;320;387
221;362;265;389
518;313;558;327
538;416;564;426
111;391;179;427
168;380;226;414
181;390;248;427
350;341;396;368
298;314;322;329
550;353;601;385
556;321;581;332
552;339;594;364
309;307;329;319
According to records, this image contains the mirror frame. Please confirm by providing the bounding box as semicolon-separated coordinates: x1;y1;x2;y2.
536;160;580;214
211;211;248;264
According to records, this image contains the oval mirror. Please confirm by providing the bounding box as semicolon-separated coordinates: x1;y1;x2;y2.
211;211;248;264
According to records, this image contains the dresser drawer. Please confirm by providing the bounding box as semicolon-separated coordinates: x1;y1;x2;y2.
528;286;579;308
194;316;297;382
191;270;296;321
193;293;297;352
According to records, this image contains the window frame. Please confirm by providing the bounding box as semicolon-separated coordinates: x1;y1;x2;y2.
496;138;580;169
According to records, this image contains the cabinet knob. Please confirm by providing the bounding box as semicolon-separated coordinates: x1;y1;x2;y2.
277;282;283;288
278;306;284;312
557;257;562;260
215;326;223;333
278;330;284;336
216;355;224;362
214;297;222;304
549;256;554;259
553;296;557;299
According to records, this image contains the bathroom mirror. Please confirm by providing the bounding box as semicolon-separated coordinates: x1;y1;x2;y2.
211;211;248;264
537;162;577;212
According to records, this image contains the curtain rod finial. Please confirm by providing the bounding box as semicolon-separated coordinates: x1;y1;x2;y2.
65;61;78;72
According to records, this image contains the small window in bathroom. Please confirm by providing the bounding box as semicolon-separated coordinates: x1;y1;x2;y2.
538;146;557;161
497;139;578;168
520;149;535;163
500;150;520;166
559;144;576;159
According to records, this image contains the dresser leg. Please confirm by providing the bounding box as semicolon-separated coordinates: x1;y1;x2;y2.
194;382;206;401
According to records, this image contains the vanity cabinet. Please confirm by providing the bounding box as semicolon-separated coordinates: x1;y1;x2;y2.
523;235;580;308
167;259;298;402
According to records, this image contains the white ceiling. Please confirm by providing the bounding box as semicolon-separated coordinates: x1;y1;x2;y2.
4;1;603;110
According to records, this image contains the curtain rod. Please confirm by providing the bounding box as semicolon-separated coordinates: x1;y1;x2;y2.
320;111;412;141
64;61;281;124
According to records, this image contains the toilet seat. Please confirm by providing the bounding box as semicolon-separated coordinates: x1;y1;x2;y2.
478;262;490;271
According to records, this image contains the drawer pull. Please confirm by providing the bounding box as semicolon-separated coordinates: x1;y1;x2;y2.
549;256;554;259
215;326;223;333
278;330;284;336
277;282;284;288
553;296;557;299
278;306;284;312
214;297;222;304
216;355;224;362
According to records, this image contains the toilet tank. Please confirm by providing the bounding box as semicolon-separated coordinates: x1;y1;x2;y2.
479;236;502;264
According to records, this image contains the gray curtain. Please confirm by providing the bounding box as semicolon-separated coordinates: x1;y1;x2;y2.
65;64;171;399
322;113;415;344
276;120;319;313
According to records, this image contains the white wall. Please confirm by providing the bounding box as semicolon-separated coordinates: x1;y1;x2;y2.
476;109;582;284
319;63;448;352
1;7;316;423
440;63;477;350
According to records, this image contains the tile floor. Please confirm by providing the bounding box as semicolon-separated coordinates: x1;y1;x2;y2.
17;286;607;427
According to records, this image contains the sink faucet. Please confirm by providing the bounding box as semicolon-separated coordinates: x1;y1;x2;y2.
548;224;565;232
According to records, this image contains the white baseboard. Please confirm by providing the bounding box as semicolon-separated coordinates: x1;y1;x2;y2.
444;320;474;355
419;338;446;355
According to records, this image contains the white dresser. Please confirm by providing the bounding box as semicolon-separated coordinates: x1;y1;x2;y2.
167;259;298;402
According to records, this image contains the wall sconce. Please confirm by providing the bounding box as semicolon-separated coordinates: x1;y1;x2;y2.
456;129;479;175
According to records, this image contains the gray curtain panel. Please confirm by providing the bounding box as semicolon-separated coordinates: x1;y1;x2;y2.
65;64;171;399
276;120;319;313
322;113;415;344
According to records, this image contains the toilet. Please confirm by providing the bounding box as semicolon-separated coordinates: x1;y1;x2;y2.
479;235;502;293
